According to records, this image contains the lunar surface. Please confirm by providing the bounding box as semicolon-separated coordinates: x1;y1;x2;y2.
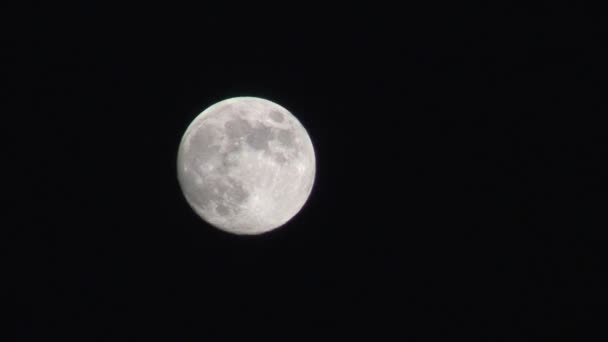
177;97;316;235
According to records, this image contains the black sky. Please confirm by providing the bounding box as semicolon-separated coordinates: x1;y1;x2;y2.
4;2;605;340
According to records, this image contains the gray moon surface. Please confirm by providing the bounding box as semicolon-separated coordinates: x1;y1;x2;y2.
177;97;316;235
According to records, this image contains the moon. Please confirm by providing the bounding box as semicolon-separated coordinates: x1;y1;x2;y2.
177;97;316;235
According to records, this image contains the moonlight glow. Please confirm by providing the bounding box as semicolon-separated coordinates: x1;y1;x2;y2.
177;97;316;235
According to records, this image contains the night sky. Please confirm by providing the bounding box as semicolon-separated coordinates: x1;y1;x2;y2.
5;3;604;340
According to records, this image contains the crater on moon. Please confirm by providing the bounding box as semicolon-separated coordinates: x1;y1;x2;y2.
277;129;295;147
177;96;316;235
224;118;251;139
269;110;284;122
246;124;273;150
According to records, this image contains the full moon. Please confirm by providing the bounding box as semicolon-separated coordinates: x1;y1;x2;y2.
177;97;316;235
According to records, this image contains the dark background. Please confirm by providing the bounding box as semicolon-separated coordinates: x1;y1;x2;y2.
4;2;605;340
